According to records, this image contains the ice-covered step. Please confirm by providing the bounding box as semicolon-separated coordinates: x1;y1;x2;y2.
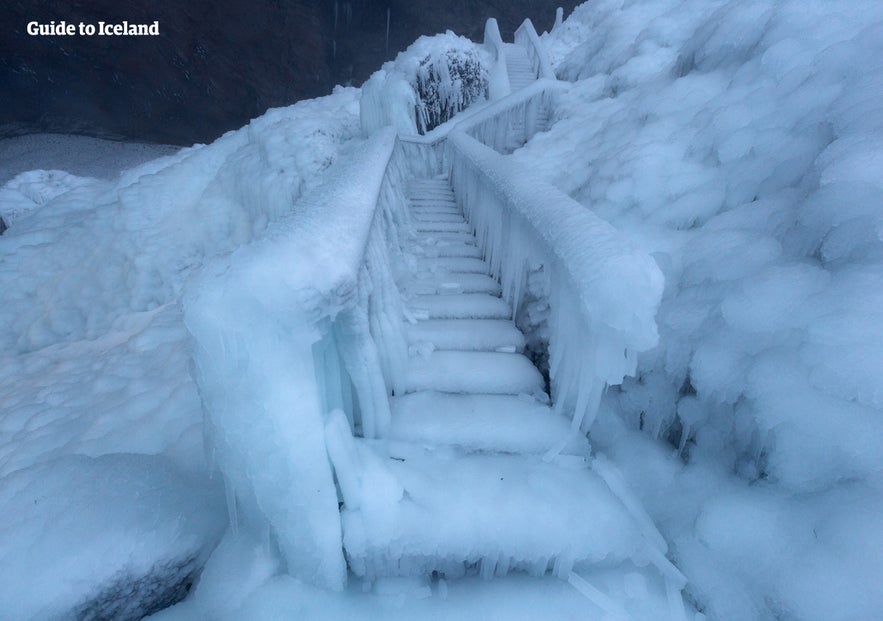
409;194;455;202
403;350;544;395
407;318;522;351
406;272;501;296
388;392;584;455
409;243;483;259
409;293;511;319
415;256;489;274
415;221;471;234
409;194;453;201
409;199;458;207
412;213;466;224
413;232;477;246
335;442;645;580
411;209;462;219
410;190;454;195
409;180;450;188
410;204;458;211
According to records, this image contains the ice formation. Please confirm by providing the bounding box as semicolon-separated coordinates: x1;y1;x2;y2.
2;1;882;619
360;32;492;135
513;1;883;619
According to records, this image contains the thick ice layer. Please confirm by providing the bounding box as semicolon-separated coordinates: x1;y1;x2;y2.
407;319;523;351
484;18;512;100
415;256;488;273
330;434;646;580
184;129;405;590
408;293;512;320
389;391;582;454
448;127;664;432
0;454;225;620
404;272;502;296
403;350;544;396
527;2;883;620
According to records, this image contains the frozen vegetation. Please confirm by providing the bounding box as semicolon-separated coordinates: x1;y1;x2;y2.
361;32;492;135
0;1;882;620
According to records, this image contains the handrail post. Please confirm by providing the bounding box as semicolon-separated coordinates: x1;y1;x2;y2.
483;18;511;99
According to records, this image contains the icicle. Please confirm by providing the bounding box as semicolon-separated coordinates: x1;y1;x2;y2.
567;572;631;620
385;8;390;55
224;474;239;534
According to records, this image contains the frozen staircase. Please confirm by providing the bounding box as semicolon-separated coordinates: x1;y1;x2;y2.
393;177;570;452
187;15;681;605
505;44;536;90
325;176;665;584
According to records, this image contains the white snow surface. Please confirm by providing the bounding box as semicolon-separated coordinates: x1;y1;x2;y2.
0;453;225;620
0;88;361;615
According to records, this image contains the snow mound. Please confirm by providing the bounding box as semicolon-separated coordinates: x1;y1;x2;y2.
525;1;883;619
0;453;225;621
0;169;98;226
0;88;361;483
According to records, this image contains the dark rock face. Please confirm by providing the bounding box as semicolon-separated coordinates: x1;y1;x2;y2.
1;0;578;145
70;557;200;621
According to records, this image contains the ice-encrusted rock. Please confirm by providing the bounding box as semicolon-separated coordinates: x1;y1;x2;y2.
0;453;225;620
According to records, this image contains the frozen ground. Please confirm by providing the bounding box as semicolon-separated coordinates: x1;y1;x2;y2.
1;1;882;620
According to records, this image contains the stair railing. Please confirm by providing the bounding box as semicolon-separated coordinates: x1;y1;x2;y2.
446;127;664;440
399;79;567;176
184;127;414;591
514;18;556;80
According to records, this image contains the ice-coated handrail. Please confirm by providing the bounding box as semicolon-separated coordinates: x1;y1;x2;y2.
483;18;511;99
184;127;412;591
398;79;566;176
514;18;555;80
447;127;664;435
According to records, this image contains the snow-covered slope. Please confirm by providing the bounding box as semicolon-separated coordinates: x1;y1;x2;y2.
0;88;361;618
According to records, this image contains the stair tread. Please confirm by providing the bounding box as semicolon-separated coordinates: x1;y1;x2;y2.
403;350;544;395
413;232;477;246
415;256;488;274
415;222;471;233
412;213;467;224
406;318;521;350
410;208;462;217
409;293;510;319
388;391;582;454
407;242;483;259
339;445;642;579
405;272;502;296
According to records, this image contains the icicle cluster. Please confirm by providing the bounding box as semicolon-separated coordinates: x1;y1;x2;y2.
447;127;664;435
